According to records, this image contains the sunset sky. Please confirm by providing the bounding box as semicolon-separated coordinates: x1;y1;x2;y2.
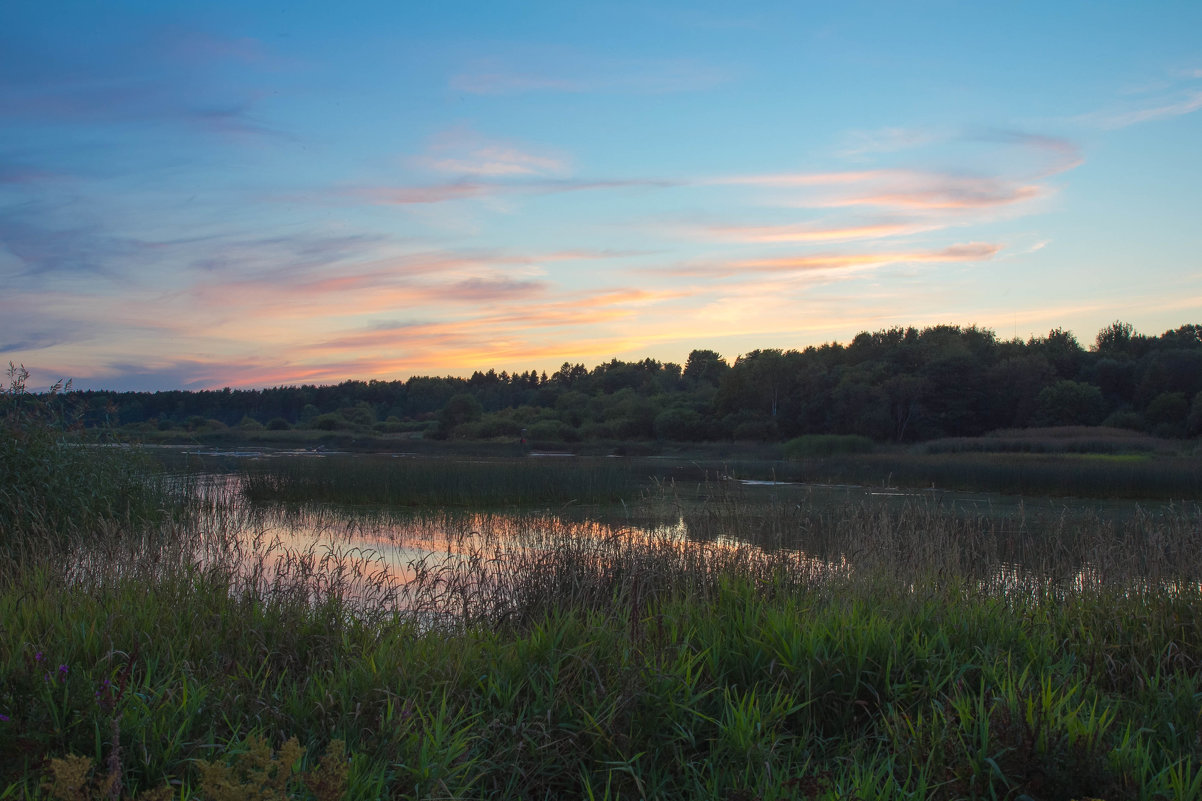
3;1;1200;391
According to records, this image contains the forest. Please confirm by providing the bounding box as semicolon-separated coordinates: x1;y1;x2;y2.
61;321;1202;443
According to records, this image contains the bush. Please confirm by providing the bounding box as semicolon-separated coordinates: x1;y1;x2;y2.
1146;392;1188;429
1034;380;1106;426
1101;410;1145;431
732;419;778;442
266;417;291;431
526;420;580;443
654;407;706;441
783;434;876;458
454;416;523;440
0;364;162;547
310;413;347;431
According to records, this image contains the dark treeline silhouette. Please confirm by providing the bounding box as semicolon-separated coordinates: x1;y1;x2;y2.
63;321;1202;442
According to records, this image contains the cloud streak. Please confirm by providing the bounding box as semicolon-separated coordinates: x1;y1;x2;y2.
675;243;1001;277
1092;89;1202;129
343;177;678;206
689;220;939;244
450;57;729;95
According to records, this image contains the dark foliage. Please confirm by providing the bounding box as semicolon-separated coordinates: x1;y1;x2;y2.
47;321;1202;443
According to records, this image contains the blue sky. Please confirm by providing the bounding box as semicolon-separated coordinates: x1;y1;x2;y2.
2;1;1200;390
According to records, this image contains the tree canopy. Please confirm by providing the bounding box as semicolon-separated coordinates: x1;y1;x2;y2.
57;321;1202;442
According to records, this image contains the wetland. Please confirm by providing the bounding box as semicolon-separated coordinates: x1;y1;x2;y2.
4;426;1202;799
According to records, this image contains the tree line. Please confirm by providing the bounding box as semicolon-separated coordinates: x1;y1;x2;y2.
58;321;1202;442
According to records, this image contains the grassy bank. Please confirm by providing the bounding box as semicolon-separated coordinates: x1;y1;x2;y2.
4;496;1202;800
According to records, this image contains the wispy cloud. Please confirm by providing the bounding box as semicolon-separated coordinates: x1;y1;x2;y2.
1078;68;1202;129
0;25;289;141
825;179;1042;211
422;147;566;177
450;57;729;95
414;129;570;178
836;126;941;159
675;242;1001;277
717;168;1045;211
688;220;939;244
1090;89;1202;128
343;177;677;206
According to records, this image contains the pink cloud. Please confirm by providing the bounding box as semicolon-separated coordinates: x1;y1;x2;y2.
415;129;571;178
342;178;677;206
825;180;1042;210
676;242;1001;277
348;183;494;205
694;220;938;244
717;168;1044;211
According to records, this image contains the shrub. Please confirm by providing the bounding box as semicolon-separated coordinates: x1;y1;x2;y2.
309;413;347;431
1101;410;1145;431
783;434;875;458
265;417;291;431
732;419;778;442
1146;392;1188;429
527;420;580;443
654;407;706;441
1034;380;1106;426
0;364;162;548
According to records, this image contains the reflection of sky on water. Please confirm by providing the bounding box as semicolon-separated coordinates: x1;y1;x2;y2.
170;467;1202;609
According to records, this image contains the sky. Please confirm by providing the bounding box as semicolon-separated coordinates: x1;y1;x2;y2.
2;1;1200;391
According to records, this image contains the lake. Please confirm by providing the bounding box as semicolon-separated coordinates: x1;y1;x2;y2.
162;449;1202;616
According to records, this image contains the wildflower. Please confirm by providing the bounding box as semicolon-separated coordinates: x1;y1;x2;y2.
95;678;114;707
0;713;10;722
34;651;43;662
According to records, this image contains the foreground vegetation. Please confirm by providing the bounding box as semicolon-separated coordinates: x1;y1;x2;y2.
4;367;1202;799
4;497;1202;800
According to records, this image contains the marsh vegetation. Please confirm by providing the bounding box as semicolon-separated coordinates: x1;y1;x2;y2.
4;368;1202;799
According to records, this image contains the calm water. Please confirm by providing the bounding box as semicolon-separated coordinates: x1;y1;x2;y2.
166;450;1201;602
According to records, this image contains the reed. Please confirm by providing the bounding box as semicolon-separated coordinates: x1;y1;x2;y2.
770;450;1202;499
4;474;1202;799
238;454;646;508
0;365;172;564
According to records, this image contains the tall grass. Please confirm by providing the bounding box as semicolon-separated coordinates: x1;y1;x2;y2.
768;450;1202;499
0;365;168;560
4;472;1202;799
238;454;647;507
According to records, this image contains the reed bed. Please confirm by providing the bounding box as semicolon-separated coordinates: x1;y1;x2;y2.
238;455;647;508
768;451;1202;499
4;471;1202;800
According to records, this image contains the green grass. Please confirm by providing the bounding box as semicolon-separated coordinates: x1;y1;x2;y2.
237;454;651;508
0;365;169;558
747;450;1202;499
4;485;1202;799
